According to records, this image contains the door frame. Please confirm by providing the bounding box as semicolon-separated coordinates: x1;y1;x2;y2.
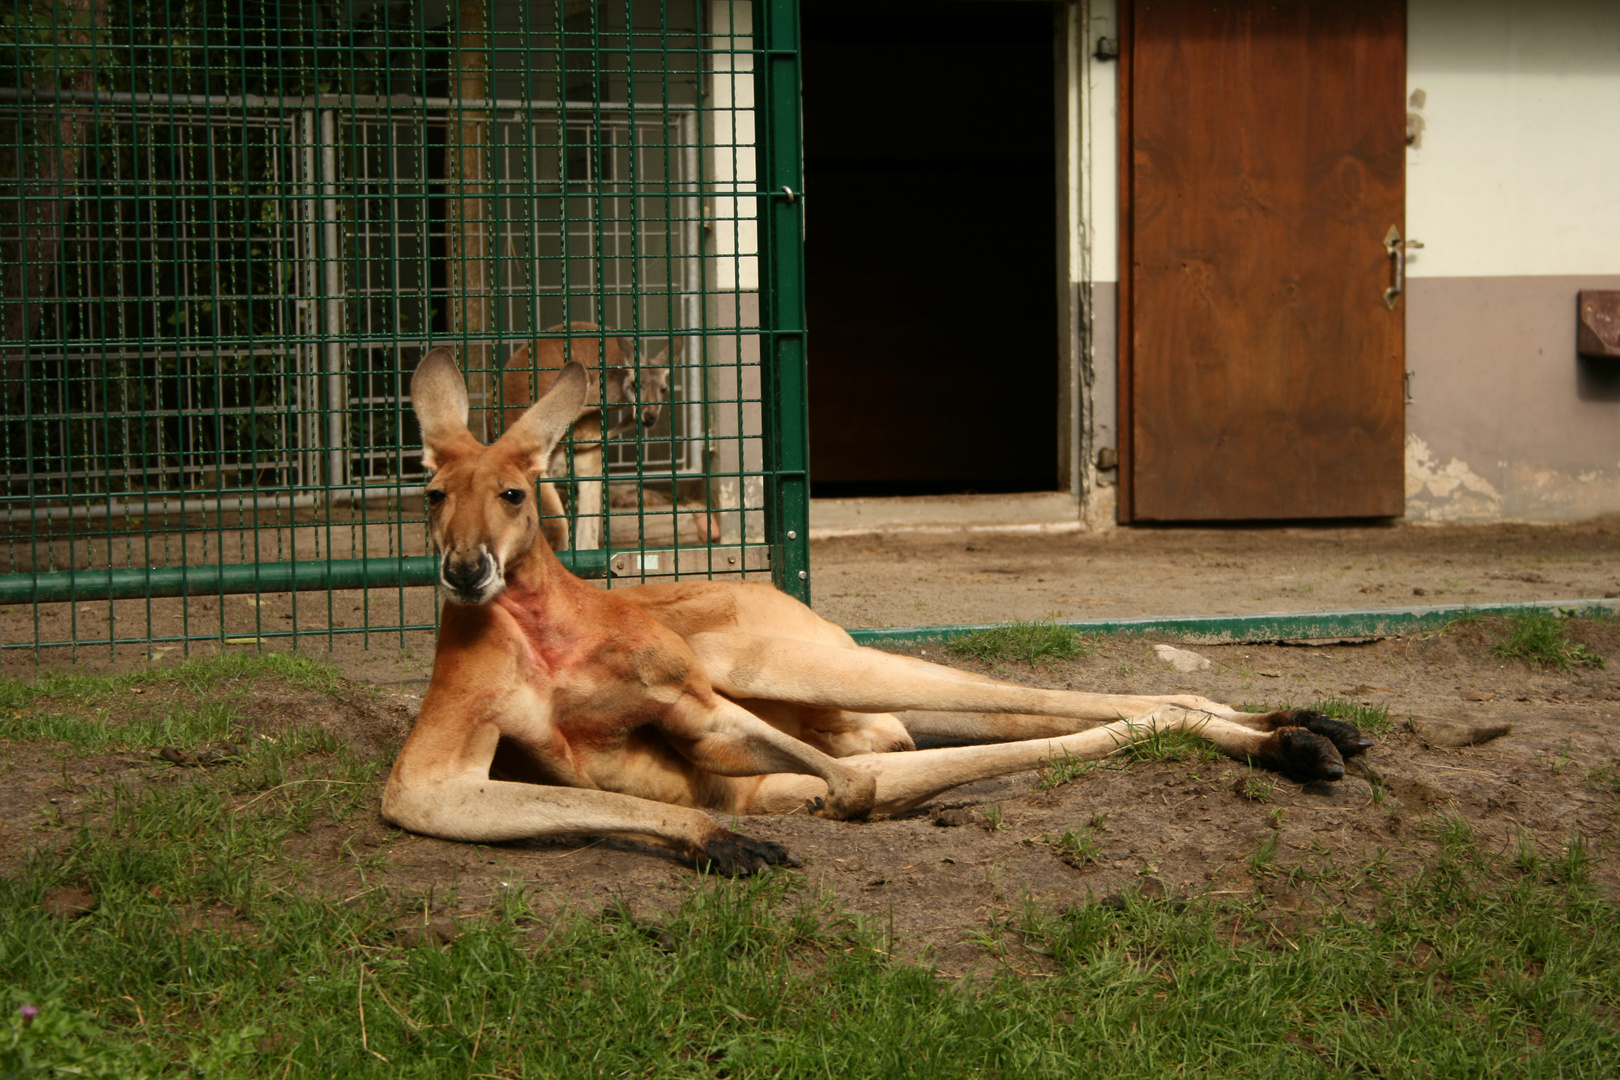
1115;0;1139;522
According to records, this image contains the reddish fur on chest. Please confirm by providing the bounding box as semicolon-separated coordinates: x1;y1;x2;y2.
486;578;703;750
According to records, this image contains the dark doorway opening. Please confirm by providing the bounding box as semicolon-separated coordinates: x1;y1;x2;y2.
802;1;1058;498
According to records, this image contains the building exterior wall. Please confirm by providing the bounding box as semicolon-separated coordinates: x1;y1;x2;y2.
1405;0;1620;521
1073;0;1620;523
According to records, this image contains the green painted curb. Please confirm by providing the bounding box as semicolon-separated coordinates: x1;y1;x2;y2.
845;598;1620;647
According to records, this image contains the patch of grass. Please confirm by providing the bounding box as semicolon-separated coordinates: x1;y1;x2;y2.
1233;774;1277;803
1491;610;1605;671
1041;828;1102;866
1113;726;1221;765
1510;829;1540;876
1032;752;1104;791
0;654;342;712
1551;832;1596;887
945;621;1096;666
0;655;347;754
0;699;241;754
1587;761;1620;795
1306;697;1395;735
1248;833;1280;877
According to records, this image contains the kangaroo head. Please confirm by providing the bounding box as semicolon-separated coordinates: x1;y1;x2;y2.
603;345;673;435
411;347;588;604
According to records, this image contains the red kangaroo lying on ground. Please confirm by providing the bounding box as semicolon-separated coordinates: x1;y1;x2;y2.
383;349;1374;873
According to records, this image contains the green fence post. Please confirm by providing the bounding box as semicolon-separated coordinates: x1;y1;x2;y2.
753;0;811;604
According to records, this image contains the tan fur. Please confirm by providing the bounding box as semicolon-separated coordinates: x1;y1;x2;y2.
388;349;1367;872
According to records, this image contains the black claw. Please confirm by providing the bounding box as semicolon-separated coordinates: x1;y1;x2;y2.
698;832;799;876
1257;727;1346;784
1286;710;1375;759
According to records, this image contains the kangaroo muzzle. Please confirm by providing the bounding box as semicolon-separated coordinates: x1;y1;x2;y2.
440;549;501;603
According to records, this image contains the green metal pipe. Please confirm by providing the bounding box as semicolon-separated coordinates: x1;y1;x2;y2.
0;551;610;605
846;599;1620;648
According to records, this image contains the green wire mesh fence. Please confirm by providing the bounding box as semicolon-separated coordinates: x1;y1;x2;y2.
1;0;809;657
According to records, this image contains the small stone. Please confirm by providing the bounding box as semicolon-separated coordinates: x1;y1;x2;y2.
932;808;978;828
1153;644;1211;672
1413;587;1429;597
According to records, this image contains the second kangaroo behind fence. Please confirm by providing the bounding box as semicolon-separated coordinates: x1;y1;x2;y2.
500;322;671;551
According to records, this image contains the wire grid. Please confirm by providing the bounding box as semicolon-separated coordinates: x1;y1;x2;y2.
0;0;798;657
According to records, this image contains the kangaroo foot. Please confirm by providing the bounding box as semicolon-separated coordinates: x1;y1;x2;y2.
1274;709;1375;759
1249;726;1346;783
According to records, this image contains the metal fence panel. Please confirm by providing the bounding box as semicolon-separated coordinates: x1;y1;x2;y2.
1;0;807;657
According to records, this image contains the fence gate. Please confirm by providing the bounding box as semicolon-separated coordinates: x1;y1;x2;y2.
0;0;808;657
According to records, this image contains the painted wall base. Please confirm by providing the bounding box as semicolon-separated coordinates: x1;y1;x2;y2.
1405;274;1620;522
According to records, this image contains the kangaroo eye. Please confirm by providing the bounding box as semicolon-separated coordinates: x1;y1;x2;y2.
499;488;526;505
426;489;446;507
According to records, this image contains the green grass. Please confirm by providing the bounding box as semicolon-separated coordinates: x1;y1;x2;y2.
1308;697;1395;735
1491;610;1605;671
1112;726;1221;765
1031;751;1105;791
944;621;1096;666
0;653;341;710
1243;698;1397;736
1233;774;1278;803
1040;828;1102;866
4;659;1620;1076
12;790;1613;1079
0;655;344;752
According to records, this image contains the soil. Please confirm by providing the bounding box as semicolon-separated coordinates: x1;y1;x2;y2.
4;606;1618;973
809;519;1620;631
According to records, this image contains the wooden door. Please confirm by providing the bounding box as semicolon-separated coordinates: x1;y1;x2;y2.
1121;0;1406;521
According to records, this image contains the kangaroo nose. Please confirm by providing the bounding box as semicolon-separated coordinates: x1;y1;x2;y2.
441;552;492;593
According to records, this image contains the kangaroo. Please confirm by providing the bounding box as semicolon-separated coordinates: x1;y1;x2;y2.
500;321;671;551
385;348;1373;874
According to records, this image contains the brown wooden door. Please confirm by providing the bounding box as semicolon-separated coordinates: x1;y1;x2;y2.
1121;0;1406;521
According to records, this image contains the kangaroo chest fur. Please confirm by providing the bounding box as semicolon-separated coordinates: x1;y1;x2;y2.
469;580;704;788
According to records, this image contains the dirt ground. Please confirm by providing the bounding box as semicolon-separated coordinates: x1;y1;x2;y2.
810;519;1620;631
3;520;1618;968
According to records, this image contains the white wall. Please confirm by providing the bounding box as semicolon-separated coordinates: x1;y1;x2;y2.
1080;0;1118;286
709;0;758;292
1406;0;1620;280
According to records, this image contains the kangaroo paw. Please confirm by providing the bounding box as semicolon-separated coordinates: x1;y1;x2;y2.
698;831;800;876
1250;727;1346;783
1280;709;1375;759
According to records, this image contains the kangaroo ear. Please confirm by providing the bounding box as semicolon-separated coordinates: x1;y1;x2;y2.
499;360;589;474
411;347;471;471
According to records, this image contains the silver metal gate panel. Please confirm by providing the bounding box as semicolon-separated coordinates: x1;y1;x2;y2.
1;96;308;524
